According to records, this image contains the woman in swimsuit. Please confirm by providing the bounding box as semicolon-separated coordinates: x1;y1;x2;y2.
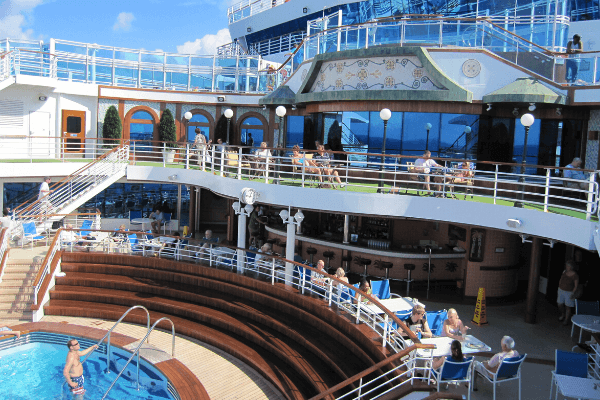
291;145;322;183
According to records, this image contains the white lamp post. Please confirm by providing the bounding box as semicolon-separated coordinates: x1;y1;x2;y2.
280;208;304;286
515;113;535;208
232;201;254;273
378;109;392;193
463;125;472;159
425;122;432;151
275;106;287;184
183;112;193;168
224;108;234;144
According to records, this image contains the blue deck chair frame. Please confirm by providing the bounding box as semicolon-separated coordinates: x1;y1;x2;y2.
475;354;526;400
127;234;144;255
431;356;474;400
21;221;47;249
550;349;587;399
426;309;448;337
572;300;600;341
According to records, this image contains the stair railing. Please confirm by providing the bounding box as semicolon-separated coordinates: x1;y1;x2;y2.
81;305;152;371
0;228;9;283
101;317;175;400
13;144;129;224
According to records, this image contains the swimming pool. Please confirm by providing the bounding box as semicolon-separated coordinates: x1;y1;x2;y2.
0;333;177;400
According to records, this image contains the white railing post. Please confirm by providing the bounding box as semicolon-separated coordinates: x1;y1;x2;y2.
493;164;499;205
220;148;225;177
238;147;243;179
328;280;333;307
265;157;270;183
163;142;166;167
211;147;216;174
586;173;596;221
544;168;551;213
271;259;276;285
185;144;190;169
301;163;306;188
356;297;361;324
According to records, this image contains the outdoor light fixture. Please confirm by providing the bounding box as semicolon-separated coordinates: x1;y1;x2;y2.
519;234;532;243
528;103;536;111
294;210;304;224
515;113;535;208
378;108;392;193
556;108;562;116
279;209;289;221
224;108;234;144
506;218;522;228
232;201;241;213
512;108;520;117
217;96;226;102
425;122;432;151
183;111;192;121
303;7;308;13
486;103;492;111
168;174;178;181
38;95;47;101
544;239;556;248
262;105;267;110
463;126;472;158
291;104;297;110
247;27;252;32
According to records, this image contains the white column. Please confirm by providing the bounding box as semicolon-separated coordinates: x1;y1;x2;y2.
237;212;247;274
285;221;295;286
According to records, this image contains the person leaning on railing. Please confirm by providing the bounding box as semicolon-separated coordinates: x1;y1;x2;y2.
563;157;589;190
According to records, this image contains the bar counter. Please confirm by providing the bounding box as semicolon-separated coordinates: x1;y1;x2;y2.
265;226;467;283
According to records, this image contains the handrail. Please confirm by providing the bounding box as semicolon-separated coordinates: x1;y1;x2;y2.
307;343;433;400
14;142;126;216
81;304;152;371
101;316;175;400
0;228;9;282
31;229;63;301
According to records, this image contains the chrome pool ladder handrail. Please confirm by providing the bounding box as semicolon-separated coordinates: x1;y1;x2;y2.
81;305;151;370
101;317;175;400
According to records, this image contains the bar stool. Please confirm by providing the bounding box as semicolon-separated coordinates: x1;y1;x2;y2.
404;264;415;297
306;247;317;264
323;251;335;269
359;258;372;277
380;261;393;280
342;254;352;273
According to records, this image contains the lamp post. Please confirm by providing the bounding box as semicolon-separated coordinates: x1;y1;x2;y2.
425;123;432;151
378;108;392;193
280;208;304;286
463;125;472;159
275;106;287;184
183;112;193;169
224;108;234;144
232;201;254;274
515;113;535;208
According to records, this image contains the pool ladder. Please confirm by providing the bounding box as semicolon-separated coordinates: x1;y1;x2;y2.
101;316;175;400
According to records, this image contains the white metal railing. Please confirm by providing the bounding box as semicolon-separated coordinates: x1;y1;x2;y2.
49;228;433;398
124;142;600;220
13;144;129;224
0;136;119;162
0;228;9;283
32;230;62;306
227;0;287;23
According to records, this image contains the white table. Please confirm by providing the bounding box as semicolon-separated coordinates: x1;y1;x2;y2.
551;374;600;400
131;217;153;231
411;335;491;358
159;237;176;244
361;297;417;315
572;315;600;343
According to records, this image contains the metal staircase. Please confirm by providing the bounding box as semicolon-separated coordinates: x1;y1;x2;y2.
13;144;129;226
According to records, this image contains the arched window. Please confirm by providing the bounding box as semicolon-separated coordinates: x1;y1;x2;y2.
188;113;211;143
129;110;155;150
240;116;265;147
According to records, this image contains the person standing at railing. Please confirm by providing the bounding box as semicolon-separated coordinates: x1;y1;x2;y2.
563;157;588;190
38;176;52;219
566;34;583;84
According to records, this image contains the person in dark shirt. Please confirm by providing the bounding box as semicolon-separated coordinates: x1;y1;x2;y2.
404;305;432;338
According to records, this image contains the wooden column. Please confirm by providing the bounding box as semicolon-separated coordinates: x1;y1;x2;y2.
525;237;543;324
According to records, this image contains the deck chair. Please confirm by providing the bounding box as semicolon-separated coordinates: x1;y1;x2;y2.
225;151;251;178
426;309;448;337
475;354;526;400
129;210;143;229
370;279;403;300
404;161;425;196
431;357;474;400
450;162;475;199
21;221;47;248
551;350;587;400
127;233;144;255
162;212;172;234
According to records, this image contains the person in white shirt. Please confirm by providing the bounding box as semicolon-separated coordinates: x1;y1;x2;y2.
150;209;164;234
474;336;519;383
414;151;443;194
563;157;588;190
254;142;273;178
38;176;52;218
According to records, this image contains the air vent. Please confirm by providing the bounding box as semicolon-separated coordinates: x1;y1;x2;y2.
0;99;24;127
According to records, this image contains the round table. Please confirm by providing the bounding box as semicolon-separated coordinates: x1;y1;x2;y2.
131;218;153;232
572;315;600;342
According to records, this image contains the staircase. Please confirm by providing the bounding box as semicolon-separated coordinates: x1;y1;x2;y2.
13;144;129;227
0;252;44;323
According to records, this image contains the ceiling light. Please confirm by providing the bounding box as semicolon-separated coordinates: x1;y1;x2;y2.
486;103;492;111
528;103;536;111
512;108;519;117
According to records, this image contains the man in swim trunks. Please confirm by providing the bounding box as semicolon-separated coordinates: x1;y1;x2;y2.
63;339;98;395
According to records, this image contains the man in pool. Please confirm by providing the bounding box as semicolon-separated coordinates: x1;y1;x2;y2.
63;339;98;395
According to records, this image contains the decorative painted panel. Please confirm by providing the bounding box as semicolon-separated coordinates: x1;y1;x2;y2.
309;56;447;93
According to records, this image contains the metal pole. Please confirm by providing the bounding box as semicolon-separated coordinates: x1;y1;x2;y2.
285;219;295;286
275;115;283;184
226;118;231;144
425;128;430;151
378;120;388;193
237;212;247;274
426;246;432;299
515;125;530;208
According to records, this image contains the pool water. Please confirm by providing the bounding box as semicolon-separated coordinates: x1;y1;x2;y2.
0;341;175;400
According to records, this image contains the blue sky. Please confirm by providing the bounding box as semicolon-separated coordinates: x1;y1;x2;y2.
0;0;233;54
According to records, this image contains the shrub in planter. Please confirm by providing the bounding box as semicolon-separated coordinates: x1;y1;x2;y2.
102;105;122;147
158;109;178;149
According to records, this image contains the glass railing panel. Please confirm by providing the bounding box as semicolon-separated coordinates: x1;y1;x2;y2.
115;67;138;86
304;37;319;60
190;57;214;67
257;73;268;92
214;74;236;91
166;55;188;65
371;24;402;46
341;28;366;51
114;50;139;62
216;57;237;68
165;72;189;89
140;70;164;88
88;48;113;59
322;31;339;54
440;22;466;47
569;56;599;85
516;49;555;80
55;42;87;55
56;61;86;81
403;23;441;45
238;57;259;68
190;73;213;90
140;53;164;64
87;65;113;84
292;48;304;70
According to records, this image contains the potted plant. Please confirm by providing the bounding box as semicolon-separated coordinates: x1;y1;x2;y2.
158;109;178;163
102;105;122;149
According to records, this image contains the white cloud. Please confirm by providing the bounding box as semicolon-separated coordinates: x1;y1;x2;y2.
112;12;135;32
0;0;44;40
176;29;231;56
